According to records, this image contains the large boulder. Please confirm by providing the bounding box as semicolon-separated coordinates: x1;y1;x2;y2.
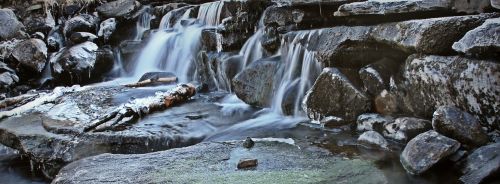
50;42;98;85
452;17;500;58
11;38;47;74
52;140;387;184
96;0;141;19
400;130;461;175
459;143;500;184
0;8;24;40
397;55;500;130
232;57;279;107
432;106;489;148
302;67;371;121
63;14;99;38
383;117;432;142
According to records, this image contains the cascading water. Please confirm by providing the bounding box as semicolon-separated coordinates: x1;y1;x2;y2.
133;6;154;41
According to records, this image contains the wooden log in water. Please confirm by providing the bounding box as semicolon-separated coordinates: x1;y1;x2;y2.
124;77;178;88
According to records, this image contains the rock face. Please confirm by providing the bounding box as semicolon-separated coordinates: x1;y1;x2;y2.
11;38;47;74
98;18;116;43
358;130;388;149
50;42;98;85
397;55;500;130
233;58;279;107
383;117;432;142
63;14;99;38
53;141;387;184
452;17;500;58
400;130;461;175
302;67;371;121
459;143;500;184
0;8;24;40
96;0;141;19
432;106;489;148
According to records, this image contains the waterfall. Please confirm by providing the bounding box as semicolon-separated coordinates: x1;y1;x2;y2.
132;1;225;82
133;6;154;41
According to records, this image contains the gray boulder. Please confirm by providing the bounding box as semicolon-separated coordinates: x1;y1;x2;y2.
459;143;500;184
69;32;98;44
11;38;47;74
63;14;99;38
397;55;500;130
232;57;279;107
0;8;24;40
400;130;461;175
453;17;500;58
50;42;98;85
358;130;389;149
383;117;432;142
432;106;489;148
356;113;394;132
98;18;117;43
96;0;141;19
302;67;371;121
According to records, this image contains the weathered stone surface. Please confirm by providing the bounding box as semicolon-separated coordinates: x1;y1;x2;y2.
302;67;371;121
63;14;99;38
53;140;387;184
50;42;98;85
356;113;394;132
96;0;141;19
358;130;388;149
383;117;432;142
98;18;116;43
233;57;279;107
459;143;500;184
453;17;500;58
0;9;24;40
11;38;47;74
400;130;461;175
432;106;489;148
397;55;500;130
69;32;98;44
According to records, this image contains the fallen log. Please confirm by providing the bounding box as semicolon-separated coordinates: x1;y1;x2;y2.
84;83;196;132
0;93;40;109
124;77;177;88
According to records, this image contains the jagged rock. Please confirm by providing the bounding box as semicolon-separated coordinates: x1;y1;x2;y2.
400;130;461;175
356;113;394;132
11;38;47;74
432;106;489;148
98;18;117;43
22;10;55;34
0;8;24;40
459;143;500;184
52;140;387;183
63;14;99;38
383;117;432;142
233;57;279;107
302;67;371;121
358;58;399;95
96;0;141;19
453;17;500;58
69;32;98;44
358;130;388;149
493;0;500;9
50;42;98;85
397;55;500;130
47;27;64;52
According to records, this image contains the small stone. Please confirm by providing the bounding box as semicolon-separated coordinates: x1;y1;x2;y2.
358;131;388;149
237;158;258;169
243;137;254;149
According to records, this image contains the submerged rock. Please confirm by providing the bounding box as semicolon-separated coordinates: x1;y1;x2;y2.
233;57;279;107
302;67;370;121
383;117;432;142
358;130;388;149
400;130;461;175
96;0;141;19
50;42;98;85
453;17;500;58
11;38;47;74
0;8;24;40
432;106;489;148
53;141;387;183
459;143;500;184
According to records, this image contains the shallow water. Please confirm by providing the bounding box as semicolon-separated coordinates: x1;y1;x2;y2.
0;146;48;184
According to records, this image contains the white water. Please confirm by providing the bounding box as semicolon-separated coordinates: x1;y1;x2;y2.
133;7;154;41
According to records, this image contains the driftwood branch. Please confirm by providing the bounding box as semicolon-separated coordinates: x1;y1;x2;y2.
0;93;40;109
124;77;177;88
84;83;196;132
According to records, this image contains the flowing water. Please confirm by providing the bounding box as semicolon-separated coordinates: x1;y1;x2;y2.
133;6;154;41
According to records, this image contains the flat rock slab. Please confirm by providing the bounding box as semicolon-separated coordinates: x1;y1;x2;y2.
53;140;387;184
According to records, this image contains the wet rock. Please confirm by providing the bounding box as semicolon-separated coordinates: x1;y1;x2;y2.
97;18;116;43
459;143;500;184
452;17;500;58
233;57;279;107
383;117;432;142
302;67;371;121
400;130;461;175
493;0;500;9
356;113;394;132
243;137;254;149
53;141;387;183
432;106;489;148
11;38;47;74
237;158;258;169
50;42;98;85
397;55;500;130
138;71;176;82
358;130;388;149
94;46;114;76
96;0;141;19
69;32;97;44
0;8;24;40
63;14;99;38
47;27;64;52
